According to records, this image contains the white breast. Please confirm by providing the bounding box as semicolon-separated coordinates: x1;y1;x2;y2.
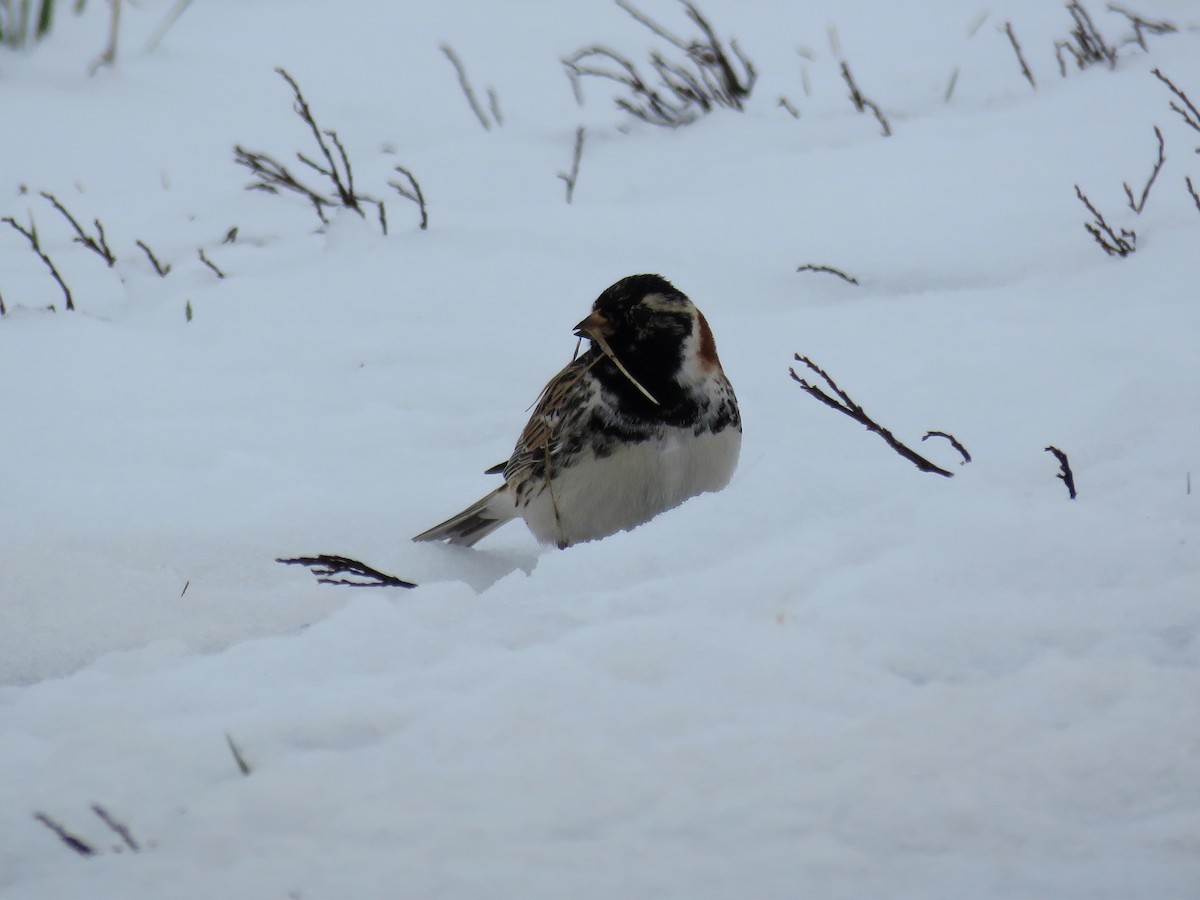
519;424;741;547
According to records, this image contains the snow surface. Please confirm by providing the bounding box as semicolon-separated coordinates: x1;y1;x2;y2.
2;0;1199;896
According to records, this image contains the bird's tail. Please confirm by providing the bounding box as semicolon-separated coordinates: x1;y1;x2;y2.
412;487;515;547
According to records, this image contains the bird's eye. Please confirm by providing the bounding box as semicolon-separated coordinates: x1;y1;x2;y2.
630;305;651;328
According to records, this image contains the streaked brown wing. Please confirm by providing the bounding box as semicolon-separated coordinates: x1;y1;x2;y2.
502;351;601;485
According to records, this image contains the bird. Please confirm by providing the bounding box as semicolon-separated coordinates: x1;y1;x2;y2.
413;274;741;549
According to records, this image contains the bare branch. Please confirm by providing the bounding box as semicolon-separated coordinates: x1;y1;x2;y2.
1074;184;1135;256
796;264;859;285
197;247;225;279
3;216;74;310
135;239;171;276
226;733;252;776
276;554;417;589
1045;445;1078;499
789;354;954;477
562;0;754;128
1107;4;1176;51
556;126;586;204
387;165;428;230
440;44;496;131
32;813;95;857
1004;21;1037;90
40;192;115;266
1152;68;1200;141
922;431;972;465
1186;176;1200;214
839;60;891;136
90;804;139;853
1122;125;1165;213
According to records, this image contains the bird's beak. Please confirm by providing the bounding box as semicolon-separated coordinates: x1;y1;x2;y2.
573;309;614;341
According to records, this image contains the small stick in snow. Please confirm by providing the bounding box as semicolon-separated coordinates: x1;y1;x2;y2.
1122;126;1165;213
557;126;586;204
922;430;972;465
197;248;225;279
1152;68;1200;147
136;239;171;276
839;60;891;136
276;554;417;589
440;44;497;131
778;96;800;118
1004;21;1037;90
388;165;428;230
1045;445;1078;499
1108;4;1176;52
1186;176;1200;214
32;812;96;857
796;264;859;285
226;733;252;776
2;216;75;310
40;192;116;266
1074;185;1135;256
91;804;140;853
789;354;954;477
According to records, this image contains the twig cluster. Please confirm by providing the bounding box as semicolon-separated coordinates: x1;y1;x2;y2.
276;554;417;589
562;0;756;128
234;67;387;233
838;60;891;137
789;354;960;478
33;804;140;858
41;192;115;266
1075;184;1136;256
440;44;503;131
1054;1;1117;75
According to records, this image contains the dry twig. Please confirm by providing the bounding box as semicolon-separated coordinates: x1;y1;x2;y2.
1004;21;1037;90
1074;184;1135;256
32;812;95;857
90;804;139;853
276;554;417;588
440;44;498;131
1123;126;1165;213
1152;68;1200;146
1107;4;1176;51
1045;445;1078;499
557;126;586;204
388;165;428;230
40;192;115;266
2;216;74;310
234;68;386;232
563;0;755;128
796;264;859;285
135;239;171;276
789;354;954;477
1186;176;1200;214
922;431;972;465
1055;1;1117;75
197;248;225;279
839;60;891;136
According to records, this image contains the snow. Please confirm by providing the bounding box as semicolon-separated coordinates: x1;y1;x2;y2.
2;0;1199;896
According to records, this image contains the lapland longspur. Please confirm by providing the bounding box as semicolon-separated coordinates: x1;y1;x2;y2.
413;274;741;549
